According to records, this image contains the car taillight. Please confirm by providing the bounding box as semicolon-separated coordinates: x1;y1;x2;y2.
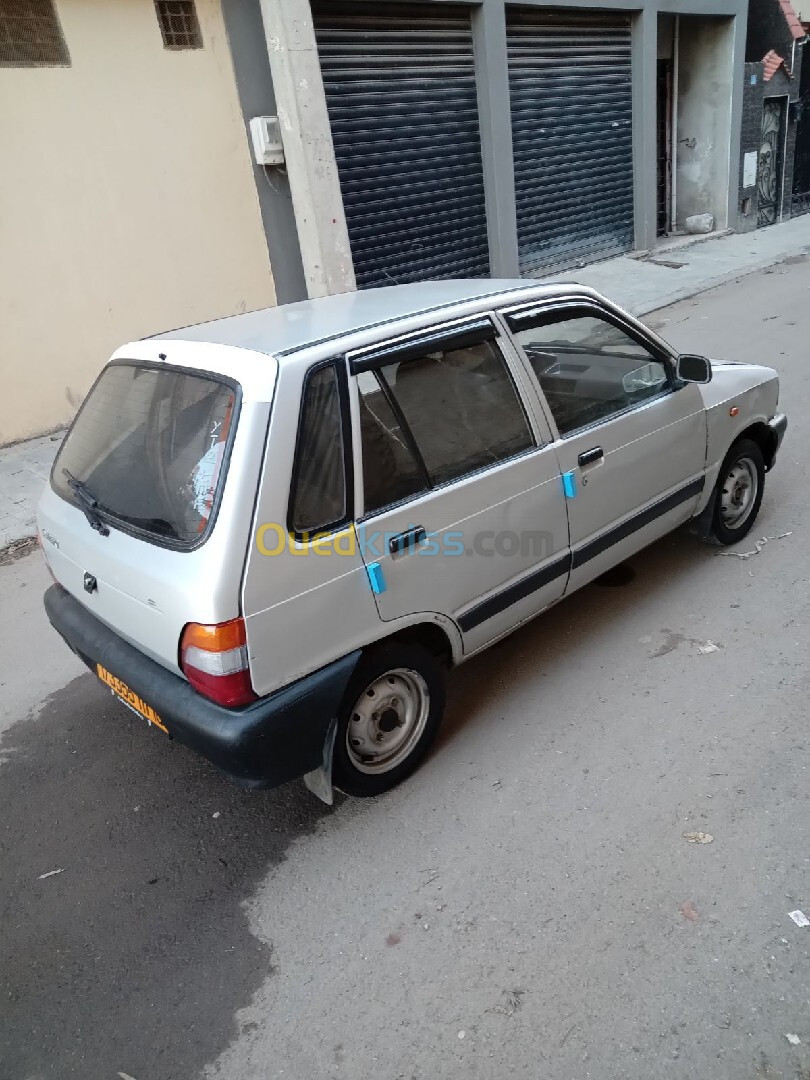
180;618;256;708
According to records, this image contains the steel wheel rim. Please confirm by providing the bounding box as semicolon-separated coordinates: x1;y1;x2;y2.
720;456;758;529
346;668;430;774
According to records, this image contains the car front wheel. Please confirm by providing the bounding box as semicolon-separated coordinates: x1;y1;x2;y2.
332;642;445;797
708;438;765;545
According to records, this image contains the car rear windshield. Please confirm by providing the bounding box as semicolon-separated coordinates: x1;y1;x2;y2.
52;362;238;547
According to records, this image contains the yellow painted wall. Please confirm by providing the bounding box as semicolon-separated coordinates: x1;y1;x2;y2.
0;0;276;444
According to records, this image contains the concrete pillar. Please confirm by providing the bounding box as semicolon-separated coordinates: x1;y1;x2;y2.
631;8;658;252
473;1;521;278
220;0;307;304
257;0;356;298
725;13;747;231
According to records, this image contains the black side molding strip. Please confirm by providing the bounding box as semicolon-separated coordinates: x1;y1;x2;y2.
456;475;705;635
572;476;704;569
458;554;571;633
349;318;497;374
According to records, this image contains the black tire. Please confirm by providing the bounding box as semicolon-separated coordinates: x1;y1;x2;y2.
707;438;765;545
332;642;445;797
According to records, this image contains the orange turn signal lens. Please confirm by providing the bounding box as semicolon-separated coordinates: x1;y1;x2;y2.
729;406;739;417
181;617;247;653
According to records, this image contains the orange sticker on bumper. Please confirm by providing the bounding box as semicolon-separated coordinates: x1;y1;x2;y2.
96;663;168;734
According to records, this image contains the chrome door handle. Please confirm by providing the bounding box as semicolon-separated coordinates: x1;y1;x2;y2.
578;446;604;467
389;526;426;555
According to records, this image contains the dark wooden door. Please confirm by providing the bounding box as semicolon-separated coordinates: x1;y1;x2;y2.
656;60;672;236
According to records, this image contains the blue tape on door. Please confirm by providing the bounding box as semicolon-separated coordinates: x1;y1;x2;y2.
366;562;387;594
562;471;577;499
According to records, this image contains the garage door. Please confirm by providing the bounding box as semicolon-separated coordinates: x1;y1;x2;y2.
507;10;634;275
312;2;490;288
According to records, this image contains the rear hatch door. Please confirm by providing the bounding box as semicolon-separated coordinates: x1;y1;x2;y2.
39;359;241;672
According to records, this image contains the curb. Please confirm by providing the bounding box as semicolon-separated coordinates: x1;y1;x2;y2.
632;249;809;317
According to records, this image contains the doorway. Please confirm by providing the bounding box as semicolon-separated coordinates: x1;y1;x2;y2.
792;56;810;214
758;97;787;226
311;2;490;288
656;58;673;235
671;16;735;231
506;8;634;273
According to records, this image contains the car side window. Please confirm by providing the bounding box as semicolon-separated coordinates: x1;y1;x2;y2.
289;363;348;534
357;370;429;515
356;336;534;513
380;340;533;486
510;310;670;436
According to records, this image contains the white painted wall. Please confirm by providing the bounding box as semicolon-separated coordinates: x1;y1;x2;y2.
0;0;275;445
675;16;736;229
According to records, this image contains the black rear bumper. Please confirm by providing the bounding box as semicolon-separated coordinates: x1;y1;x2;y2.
44;584;360;789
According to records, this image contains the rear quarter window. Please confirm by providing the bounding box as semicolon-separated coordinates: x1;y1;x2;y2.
288;362;350;537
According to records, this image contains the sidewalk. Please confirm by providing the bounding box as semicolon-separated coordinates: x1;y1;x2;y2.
2;214;810;553
550;213;810;315
0;433;65;553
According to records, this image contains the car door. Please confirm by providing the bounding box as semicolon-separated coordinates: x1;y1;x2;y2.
500;299;707;591
347;315;571;654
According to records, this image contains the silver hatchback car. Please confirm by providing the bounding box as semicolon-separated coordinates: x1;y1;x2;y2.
39;281;786;801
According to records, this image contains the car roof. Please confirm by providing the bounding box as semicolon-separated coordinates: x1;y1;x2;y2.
151;279;552;359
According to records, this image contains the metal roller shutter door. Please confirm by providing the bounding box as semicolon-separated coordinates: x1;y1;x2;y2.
312;3;490;289
507;10;634;275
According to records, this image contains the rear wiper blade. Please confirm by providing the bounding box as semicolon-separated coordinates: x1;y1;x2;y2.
62;469;110;537
117;515;179;538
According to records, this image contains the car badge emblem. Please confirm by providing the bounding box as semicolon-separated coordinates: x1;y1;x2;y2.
83;572;98;594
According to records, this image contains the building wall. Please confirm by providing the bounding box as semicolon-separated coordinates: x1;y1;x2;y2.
746;0;799;60
744;0;805;224
792;41;810;212
0;0;276;445
257;0;747;287
261;0;747;287
736;37;804;228
767;64;801;219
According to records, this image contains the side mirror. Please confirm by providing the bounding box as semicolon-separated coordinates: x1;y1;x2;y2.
676;353;712;384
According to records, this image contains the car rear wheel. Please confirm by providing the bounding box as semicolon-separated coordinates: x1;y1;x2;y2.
708;438;765;545
332;642;445;797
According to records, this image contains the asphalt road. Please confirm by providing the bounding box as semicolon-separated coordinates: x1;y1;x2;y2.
2;262;809;1080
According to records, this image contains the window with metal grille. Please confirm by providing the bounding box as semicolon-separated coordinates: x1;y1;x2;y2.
154;0;202;50
0;0;69;67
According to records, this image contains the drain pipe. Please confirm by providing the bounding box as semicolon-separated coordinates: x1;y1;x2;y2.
671;15;680;232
